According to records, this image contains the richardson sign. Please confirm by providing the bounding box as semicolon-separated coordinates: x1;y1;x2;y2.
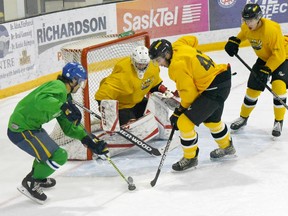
116;0;209;39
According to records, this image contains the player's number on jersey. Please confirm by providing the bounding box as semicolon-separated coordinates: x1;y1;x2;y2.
196;52;215;71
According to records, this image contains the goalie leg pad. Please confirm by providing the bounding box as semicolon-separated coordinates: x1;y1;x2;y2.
94;112;159;157
100;100;120;132
145;93;173;139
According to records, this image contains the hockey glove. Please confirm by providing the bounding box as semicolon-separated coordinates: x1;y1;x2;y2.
81;135;109;155
255;65;272;83
225;36;241;57
61;100;82;126
169;105;187;130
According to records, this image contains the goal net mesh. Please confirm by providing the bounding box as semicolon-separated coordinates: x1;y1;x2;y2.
49;32;150;160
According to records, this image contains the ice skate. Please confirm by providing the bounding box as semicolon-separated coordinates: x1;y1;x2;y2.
25;170;56;188
17;174;47;204
38;178;56;188
172;157;198;171
210;141;236;159
230;116;248;130
272;120;283;138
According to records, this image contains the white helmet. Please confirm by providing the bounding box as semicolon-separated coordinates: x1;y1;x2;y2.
131;46;150;79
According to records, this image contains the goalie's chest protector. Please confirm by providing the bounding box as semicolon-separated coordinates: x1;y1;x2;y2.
132;64;161;103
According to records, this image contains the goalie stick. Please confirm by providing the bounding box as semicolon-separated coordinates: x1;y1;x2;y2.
73;100;162;156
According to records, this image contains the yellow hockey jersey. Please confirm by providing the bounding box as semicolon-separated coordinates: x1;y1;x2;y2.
169;35;228;108
95;57;162;109
237;18;288;72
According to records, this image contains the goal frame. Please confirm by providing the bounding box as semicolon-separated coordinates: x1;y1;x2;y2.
62;31;150;160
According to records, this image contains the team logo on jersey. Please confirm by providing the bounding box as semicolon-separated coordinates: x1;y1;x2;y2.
141;77;154;90
217;0;236;8
250;39;262;50
11;123;19;130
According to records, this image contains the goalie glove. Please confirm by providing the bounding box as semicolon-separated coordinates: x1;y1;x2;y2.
81;135;109;155
169;105;187;130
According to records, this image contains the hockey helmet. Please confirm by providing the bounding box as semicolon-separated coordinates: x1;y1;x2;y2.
62;62;87;87
131;46;150;79
242;3;262;20
149;39;172;60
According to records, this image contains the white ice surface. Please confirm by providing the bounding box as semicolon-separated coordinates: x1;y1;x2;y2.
1;47;288;216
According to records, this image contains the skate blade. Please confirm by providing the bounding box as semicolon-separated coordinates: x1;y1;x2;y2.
172;166;197;173
230;127;246;134
17;185;46;205
210;154;238;162
272;136;280;141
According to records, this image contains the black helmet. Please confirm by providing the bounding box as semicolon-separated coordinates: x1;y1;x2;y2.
149;39;172;60
242;3;262;20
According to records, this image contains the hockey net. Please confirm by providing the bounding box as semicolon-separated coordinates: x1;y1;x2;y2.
50;32;150;160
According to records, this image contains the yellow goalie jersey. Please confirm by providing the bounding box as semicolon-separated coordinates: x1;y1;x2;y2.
95;56;162;109
169;35;228;108
237;18;288;72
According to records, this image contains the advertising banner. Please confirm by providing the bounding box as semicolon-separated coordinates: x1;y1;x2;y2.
0;20;36;89
117;0;209;39
210;0;288;31
1;4;117;91
34;4;117;76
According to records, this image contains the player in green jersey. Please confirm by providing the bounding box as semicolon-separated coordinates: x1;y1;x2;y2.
7;62;108;204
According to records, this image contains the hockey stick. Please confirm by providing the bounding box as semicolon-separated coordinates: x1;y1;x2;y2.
73;100;162;156
235;54;288;110
150;126;176;187
79;123;136;191
105;155;136;191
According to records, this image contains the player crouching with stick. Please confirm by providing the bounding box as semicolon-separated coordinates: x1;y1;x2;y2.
7;62;108;204
149;36;236;171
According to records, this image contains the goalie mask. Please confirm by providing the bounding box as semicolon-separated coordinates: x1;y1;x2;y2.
62;62;88;91
131;46;150;79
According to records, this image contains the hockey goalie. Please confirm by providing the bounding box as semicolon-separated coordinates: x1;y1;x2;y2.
93;45;180;157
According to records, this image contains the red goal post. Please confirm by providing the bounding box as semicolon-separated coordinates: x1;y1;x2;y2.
52;32;150;160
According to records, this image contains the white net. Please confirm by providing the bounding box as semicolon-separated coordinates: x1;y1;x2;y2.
50;32;150;160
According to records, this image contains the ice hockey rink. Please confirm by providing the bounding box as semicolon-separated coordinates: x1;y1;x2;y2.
1;47;288;216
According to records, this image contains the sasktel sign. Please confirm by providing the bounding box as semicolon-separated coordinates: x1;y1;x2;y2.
116;0;209;39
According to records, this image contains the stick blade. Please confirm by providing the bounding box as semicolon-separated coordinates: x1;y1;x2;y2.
150;170;160;187
150;179;157;187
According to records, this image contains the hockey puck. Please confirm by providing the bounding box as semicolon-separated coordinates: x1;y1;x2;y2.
128;184;136;191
